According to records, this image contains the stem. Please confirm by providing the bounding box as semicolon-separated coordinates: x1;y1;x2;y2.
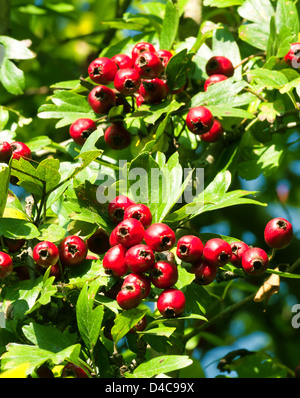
234;52;266;69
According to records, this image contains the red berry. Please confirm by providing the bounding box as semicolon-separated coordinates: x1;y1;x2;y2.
0;252;13;278
87;228;110;255
157;288;186;318
123;272;151;299
115;218;145;248
116;280;143;309
241;247;269;276
129;316;147;333
125;244;155;273
284;43;300;66
109;227;118;247
87;85;116;114
10;141;32;160
58;235;87;266
3;237;25;253
204;74;228;91
62;363;89;378
111;53;134;69
114;68;141;95
186;106;214;135
138;78;169;103
206;56;234;77
134;51;164;79
49;263;63;280
108;195;135;224
176;235;203;263
33;241;60;268
88;57;118;84
0;141;12;162
264;217;293;249
156;49;173;68
150;261;178;289
230;241;250;267
136;94;146;108
124;203;152;228
191;258;218;285
144;223;176;252
104;124;131;150
69;118;97;146
200;119;224;143
103;244;127;277
203;238;232;267
131;42;156;61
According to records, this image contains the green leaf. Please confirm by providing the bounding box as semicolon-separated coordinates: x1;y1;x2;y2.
248;68;288;88
165;49;194;91
159;0;179;50
0;58;25;95
0;36;35;60
0;162;10;218
275;0;299;37
0;218;40;239
238;0;274;25
111;308;148;343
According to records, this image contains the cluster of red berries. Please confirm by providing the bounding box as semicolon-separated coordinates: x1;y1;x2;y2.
69;42;172;151
0;141;32;163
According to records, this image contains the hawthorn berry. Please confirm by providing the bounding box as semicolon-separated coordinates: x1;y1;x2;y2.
156;49;173;68
0;251;13;279
157;288;186;318
33;241;60;268
62;363;89;378
200;119;224;143
204;74;228;91
115;218;145;248
144;222;176;252
116;280;143;309
134;51;164;79
206;56;234;78
87;228;110;255
284;43;300;66
129;316;147;333
111;53;134;69
87;85;116;114
103;244;128;277
203;238;232;267
264;217;293;250
88;57;118;84
58;235;87;266
109;227;118;247
191;258;218;285
10;141;32;160
3;237;25;253
0;141;12;162
176;235;203;263
186;106;214;135
138;78;169;103
230;241;250;267
136;94;146;108
149;261;178;289
125;243;155;273
241;247;269;276
104;124;131;150
108;195;135;224
114;68;141;95
123;272;151;299
131;41;156;61
69;118;97;146
124;203;152;228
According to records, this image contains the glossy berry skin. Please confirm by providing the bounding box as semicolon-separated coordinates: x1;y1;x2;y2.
123;272;151;299
134;51;164;79
129;316;147;333
144;223;176;252
150;261;178;289
241;247;269;276
0;252;13;279
103;244;128;277
104;124;131;150
115;218;145;248
109;227;118;247
0;141;12;162
88;57;118;84
124;203;152;228
114;68;141;95
186;106;214;135
156;49;173;68
191;258;218;285
69;118;97;146
230;241;250;267
116;281;143;309
125;243;155;273
206;56;234;78
108;195;135;224
10;141;32;160
200;119;224;143
131;41;156;61
87;228;110;255
264;217;293;249
203;238;232;267
204;74;228;91
87;85;116;114
136;94;146;108
58;235;87;267
138;78;169;103
111;53;134;69
33;241;60;268
62;363;89;378
176;235;203;263
284;43;300;66
157;288;186;318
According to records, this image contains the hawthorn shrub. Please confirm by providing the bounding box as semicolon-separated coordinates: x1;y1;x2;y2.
0;0;300;379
